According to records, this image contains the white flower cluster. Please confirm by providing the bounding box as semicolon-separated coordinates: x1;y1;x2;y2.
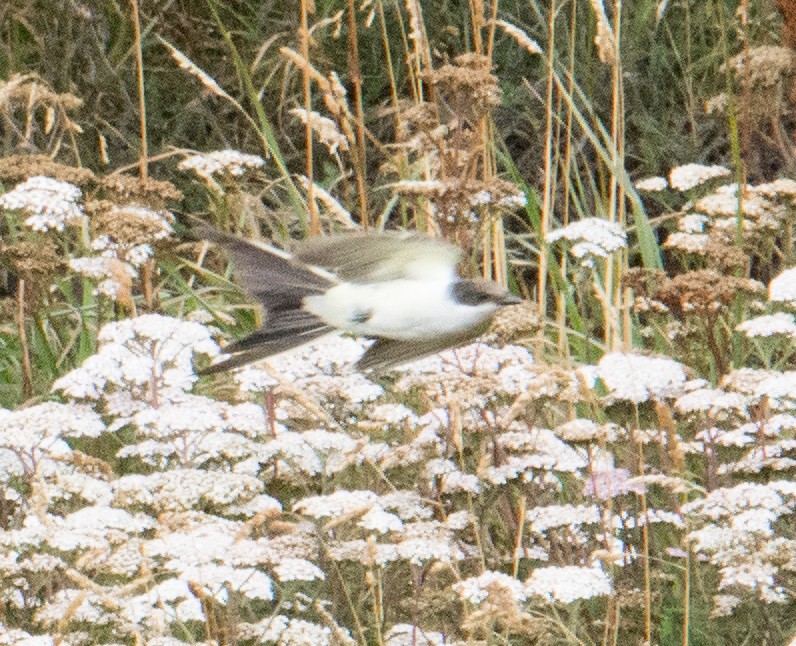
70;256;137;302
293;490;475;567
454;570;528;604
237;615;339;645
53;313;220;403
178;149;266;182
6;304;796;643
685;482;796;603
678;213;709;233
732;266;796;369
0;315;362;643
675;384;749;419
251;428;370;480
669;163;731;191
0;401;104;477
546;217;627;267
391;179;447;195
526;503;600;533
384;624;458;646
696;184;783;228
479;426;586;485
469;188;527;209
393;341;579;409
555;418;623;443
649;164;796;260
737;312;796;338
525;565;612;603
241;336;385;422
769;267;796;306
590;352;687;404
0;175;85;231
635;175;668;192
664;231;710;253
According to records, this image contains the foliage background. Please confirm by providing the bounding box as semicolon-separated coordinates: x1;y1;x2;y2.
1;0;796;645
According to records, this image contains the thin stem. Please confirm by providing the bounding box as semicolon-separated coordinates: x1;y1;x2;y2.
346;0;369;228
331;561;368;646
605;0;625;351
377;2;401;119
470;0;483;53
634;406;652;644
539;0;557;317
557;0;577;355
300;0;320;235
17;279;32;400
713;0;745;245
368;559;385;646
130;0;148;180
736;0;751;249
682;547;691;646
511;495;526;577
485;0;499;60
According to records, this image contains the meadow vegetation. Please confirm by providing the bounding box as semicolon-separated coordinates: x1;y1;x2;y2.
0;0;796;644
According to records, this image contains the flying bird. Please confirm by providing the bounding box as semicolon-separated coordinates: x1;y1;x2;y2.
193;224;521;373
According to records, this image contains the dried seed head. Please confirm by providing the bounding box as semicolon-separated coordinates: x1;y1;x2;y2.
726;45;794;88
654;270;764;314
99;174;183;207
486;300;540;343
91;203;174;248
0;155;95;186
424;53;501;127
2;240;63;280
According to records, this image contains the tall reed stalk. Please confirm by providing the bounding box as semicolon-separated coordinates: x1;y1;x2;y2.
130;0;148;181
300;0;320;235
346;0;369;228
538;0;557;318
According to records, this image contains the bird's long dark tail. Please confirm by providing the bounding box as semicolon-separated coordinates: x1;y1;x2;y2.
187;220;336;374
200;310;332;374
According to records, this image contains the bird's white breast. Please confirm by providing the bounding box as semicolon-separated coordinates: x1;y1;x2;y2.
303;279;497;341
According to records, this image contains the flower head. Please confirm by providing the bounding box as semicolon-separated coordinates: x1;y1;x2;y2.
594;352;686;403
525;565;612;603
769;268;796;306
178;150;265;182
0;176;84;231
669;164;731;192
547;218;627;267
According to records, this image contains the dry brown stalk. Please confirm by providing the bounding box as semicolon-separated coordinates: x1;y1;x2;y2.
130;0;148;181
300;0;321;236
538;0;557;318
18;280;33;401
345;0;369;228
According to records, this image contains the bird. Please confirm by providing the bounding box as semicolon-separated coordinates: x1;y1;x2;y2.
191;223;522;374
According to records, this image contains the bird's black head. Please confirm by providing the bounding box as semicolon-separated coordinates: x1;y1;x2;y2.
452;279;522;307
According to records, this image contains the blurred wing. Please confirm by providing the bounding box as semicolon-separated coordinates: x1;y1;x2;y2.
295;232;461;283
356;327;485;372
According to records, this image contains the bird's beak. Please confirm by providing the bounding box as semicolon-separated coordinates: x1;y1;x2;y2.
501;293;522;305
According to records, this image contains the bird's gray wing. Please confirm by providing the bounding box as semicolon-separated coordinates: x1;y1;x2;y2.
356;326;487;372
295;232;461;283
